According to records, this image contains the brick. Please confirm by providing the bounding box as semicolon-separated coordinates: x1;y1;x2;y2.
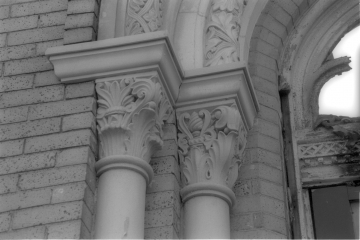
56;146;95;167
146;191;180;216
10;0;68;17
145;207;179;229
65;81;94;99
0;139;23;157
34;70;60;86
234;180;252;196
234;195;285;218
0;33;6;47
0;212;11;232
64;27;95;44
0;187;51;213
62;112;96;133
292;0;308;15
240;163;283;185
247;133;281;154
153;139;177;158
0;174;18;194
28;97;96;120
269;2;292;27
244;148;282;170
0;0;37;6
0;15;37;33
0;106;28;124
249;51;277;71
0;74;34;92
24;129;96;154
150;155;180;182
252;179;284;201
0;117;61;141
0;85;64;108
36;40;63;56
65;13;97;30
47;220;82;239
230;214;254;231
258;105;280;125
51;181;88;204
144;226;178;239
256;90;281;111
18;164;88;190
253;212;287;235
0;226;46;239
231;229;287;239
262;15;287;40
67;0;99;15
250;38;279;60
162;124;176;140
4;56;53;76
249;64;277;84
39;11;67;27
251;118;280;140
275;0;299;19
0;6;9;19
252;76;278;97
147;174;180;194
0;151;56;175
12;201;84;229
254;26;283;48
7;26;64;46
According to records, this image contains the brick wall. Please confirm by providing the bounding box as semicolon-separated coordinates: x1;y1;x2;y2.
0;0;99;238
230;0;313;238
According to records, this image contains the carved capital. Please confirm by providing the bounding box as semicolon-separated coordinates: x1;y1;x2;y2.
204;0;246;67
126;0;163;35
96;73;172;162
177;104;246;196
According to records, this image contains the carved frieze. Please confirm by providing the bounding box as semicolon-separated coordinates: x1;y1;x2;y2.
126;0;163;35
96;73;172;162
204;0;246;67
177;105;246;189
299;140;360;159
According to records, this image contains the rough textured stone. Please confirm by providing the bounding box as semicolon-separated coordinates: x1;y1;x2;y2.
65;13;97;30
62;112;96;133
18;164;88;190
240;163;283;185
0;188;52;213
28;97;96;120
56;146;95;167
0;106;28;125
153;140;177;158
144;226;178;239
34;70;60;86
247;133;281;154
0;212;11;232
145;207;179;229
0;174;18;194
0;0;37;5
230;214;254;231
0;85;64;108
252;179;285;201
147;174;180;194
146;191;180;216
0;226;46;239
65;81;94;99
258;105;281;125
4;56;53;76
0;117;61;141
150;156;180;182
46;220;82;239
51;181;88;204
0;44;35;61
36;40;63;56
12;201;84;229
0;6;9;20
0;15;37;33
234;195;285;218
67;0;99;15
252;76;279;97
244;148;282;170
0;33;6;47
231;229;287;239
7;26;64;46
253;212;287;235
39;11;67;27
10;0;68;17
0;139;24;157
0;151;56;175
0;74;34;92
251;118;280;140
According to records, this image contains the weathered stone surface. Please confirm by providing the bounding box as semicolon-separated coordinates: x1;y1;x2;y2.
46;220;82;239
252;179;285;201
67;0;99;15
65;13;97;30
62;112;96;132
0;44;36;61
7;26;64;46
144;226;178;239
0;106;28;125
230;214;254;231
4;56;53;76
152;140;177;158
240;163;283;185
0;6;9;20
146;191;180;216
34;70;60;86
0;226;46;239
0;139;24;157
234;195;285;218
10;0;68;17
0;15;37;33
145;207;179;229
65;81;94;99
150;155;180;182
0;74;34;92
147;174;180;194
0;212;11;232
36;40;63;56
253;212;287;235
0;174;18;194
56;146;95;167
39;11;67;27
64;27;95;44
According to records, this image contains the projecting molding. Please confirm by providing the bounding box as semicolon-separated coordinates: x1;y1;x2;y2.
47;31;259;129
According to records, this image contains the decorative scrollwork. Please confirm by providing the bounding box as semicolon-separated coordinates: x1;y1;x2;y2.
96;74;172;162
204;0;246;67
177;104;246;189
126;0;163;35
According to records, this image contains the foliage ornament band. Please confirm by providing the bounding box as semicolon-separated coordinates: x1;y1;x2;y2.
96;74;172;163
177;104;247;196
126;0;163;35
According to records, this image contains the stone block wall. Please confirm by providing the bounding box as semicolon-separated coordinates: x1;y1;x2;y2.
0;0;99;238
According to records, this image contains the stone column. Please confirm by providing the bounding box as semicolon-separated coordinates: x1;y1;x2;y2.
177;104;247;239
94;73;172;239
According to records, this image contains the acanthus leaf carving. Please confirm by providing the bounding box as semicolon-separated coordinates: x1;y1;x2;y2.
177;104;246;189
96;74;172;162
204;0;246;67
126;0;163;36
